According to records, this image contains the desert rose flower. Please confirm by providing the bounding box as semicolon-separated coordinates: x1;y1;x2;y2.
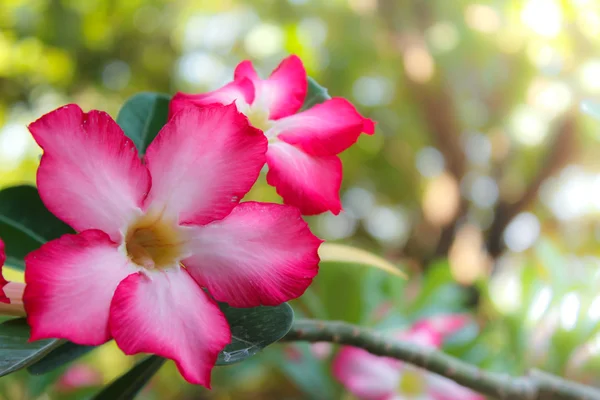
170;55;375;215
23;104;321;387
56;364;103;393
332;314;484;400
0;239;26;316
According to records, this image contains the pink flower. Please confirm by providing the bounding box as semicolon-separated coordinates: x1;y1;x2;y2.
170;55;375;215
332;315;484;400
23;104;321;387
56;364;103;393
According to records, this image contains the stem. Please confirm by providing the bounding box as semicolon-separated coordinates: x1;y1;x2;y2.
282;319;600;400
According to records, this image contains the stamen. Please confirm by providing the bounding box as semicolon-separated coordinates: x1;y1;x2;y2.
125;214;184;270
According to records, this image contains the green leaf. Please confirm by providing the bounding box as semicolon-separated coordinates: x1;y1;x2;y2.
28;341;96;375
116;92;171;155
92;356;165;400
301;77;330;111
0;185;73;270
216;302;294;365
0;318;60;377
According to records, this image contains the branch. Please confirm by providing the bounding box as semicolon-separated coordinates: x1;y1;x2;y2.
282;319;600;400
486;113;578;258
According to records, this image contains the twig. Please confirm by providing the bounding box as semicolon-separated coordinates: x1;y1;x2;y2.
486;113;577;258
282;319;600;400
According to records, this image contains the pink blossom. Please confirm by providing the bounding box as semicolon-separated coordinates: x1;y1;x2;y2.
56;364;103;393
22;104;321;387
332;314;484;400
170;55;375;215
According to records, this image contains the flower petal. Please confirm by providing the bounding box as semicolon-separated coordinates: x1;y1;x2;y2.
266;141;342;215
235;56;307;120
109;268;230;387
274;98;375;156
332;346;400;400
23;230;138;345
0;239;7;304
427;373;485;400
28;105;150;240
405;314;470;348
143;104;267;225
412;314;470;337
169;79;255;119
182;201;321;307
234;60;260;82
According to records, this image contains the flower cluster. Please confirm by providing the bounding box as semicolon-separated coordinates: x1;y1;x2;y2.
333;315;485;400
0;55;373;387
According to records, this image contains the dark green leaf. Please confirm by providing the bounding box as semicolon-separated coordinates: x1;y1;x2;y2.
0;318;60;377
92;355;165;400
216;302;294;365
117;92;171;155
28;341;96;375
0;185;73;270
301;77;330;111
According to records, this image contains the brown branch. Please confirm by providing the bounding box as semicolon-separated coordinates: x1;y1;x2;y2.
486;112;578;257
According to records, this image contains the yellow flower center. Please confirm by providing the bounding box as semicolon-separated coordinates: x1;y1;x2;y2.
397;368;426;396
246;106;273;132
125;214;185;270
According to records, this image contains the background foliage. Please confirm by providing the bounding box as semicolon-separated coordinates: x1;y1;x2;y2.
1;0;600;398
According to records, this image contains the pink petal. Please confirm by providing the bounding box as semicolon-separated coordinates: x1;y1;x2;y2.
169;79;255;119
28;105;150;240
0;239;7;304
23;230;138;345
332;346;400;400
274;98;374;156
182;201;321;307
57;364;103;392
427;373;485;400
109;268;230;387
143;104;267;225
234;60;260;82
266;141;342;215
235;56;307;120
411;314;470;343
397;326;443;349
363;117;376;135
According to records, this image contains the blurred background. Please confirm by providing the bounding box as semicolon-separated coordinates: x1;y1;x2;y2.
1;0;600;398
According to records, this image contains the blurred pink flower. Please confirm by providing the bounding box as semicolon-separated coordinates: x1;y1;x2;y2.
332;314;484;400
56;364;102;393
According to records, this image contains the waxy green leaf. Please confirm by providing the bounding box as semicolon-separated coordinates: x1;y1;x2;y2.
301;77;331;111
116;92;171;155
0;318;60;377
28;341;96;375
0;185;73;270
217;302;294;365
